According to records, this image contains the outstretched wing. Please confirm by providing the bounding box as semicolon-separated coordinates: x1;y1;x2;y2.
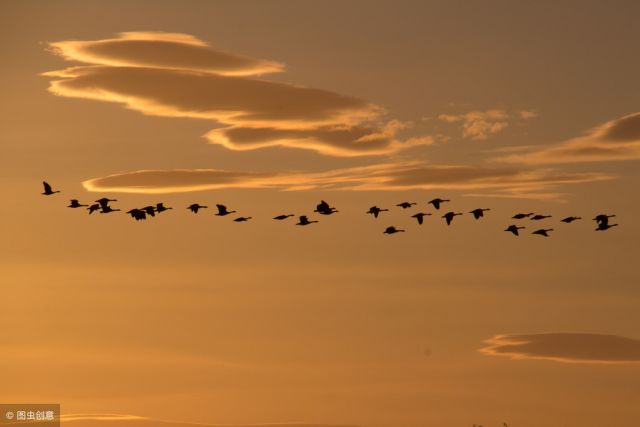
43;181;52;193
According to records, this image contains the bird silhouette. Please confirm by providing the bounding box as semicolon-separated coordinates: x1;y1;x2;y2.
142;206;156;217
366;206;389;218
215;204;236;216
428;198;450;210
596;222;618;231
593;214;615;226
530;214;551;220
156;202;172;213
234;216;252;222
42;181;60;195
67;199;87;208
296;215;318;226
396;201;416;209
187;203;207;213
273;214;294;220
532;228;553;237
126;208;147;221
469;208;491;219
100;205;121;214
505;225;525;236
95;198;117;209
411;212;432;225
383;226;405;234
87;203;101;214
442;211;462;225
314;200;338;215
512;212;534;219
561;216;582;223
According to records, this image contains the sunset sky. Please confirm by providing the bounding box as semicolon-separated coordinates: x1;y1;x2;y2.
1;1;639;427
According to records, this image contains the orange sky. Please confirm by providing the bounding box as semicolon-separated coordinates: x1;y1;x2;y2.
1;2;639;427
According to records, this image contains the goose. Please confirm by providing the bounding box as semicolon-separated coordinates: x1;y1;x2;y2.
383;226;405;234
126;208;147;221
215;204;236;216
561;216;582;223
42;181;60;195
87;203;101;214
273;214;295;220
530;214;551;220
155;203;172;213
593;214;615;226
428;198;450;210
67;199;87;208
314;200;338;215
532;228;553;237
234;216;252;222
411;212;431;225
442;211;462;225
95;198;117;209
505;225;525;236
142;206;156;217
512;213;534;219
596;223;618;231
100;205;120;214
296;215;318;226
366;206;389;218
187;203;207;213
396;202;416;209
469;208;491;219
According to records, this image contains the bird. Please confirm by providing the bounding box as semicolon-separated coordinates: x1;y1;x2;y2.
100;205;120;214
126;208;147;221
187;203;207;213
383;226;405;234
42;181;60;195
314;200;338;215
530;214;551;220
234;216;252;222
561;216;582;223
593;214;615;226
396;201;416;209
155;202;172;213
442;211;462;225
215;204;236;216
87;203;101;214
296;215;318;226
532;228;553;237
141;206;156;217
273;214;295;220
67;199;87;208
411;212;431;225
596;222;618;231
366;206;389;218
95;197;117;209
469;208;491;219
512;212;534;219
428;198;450;210
505;225;525;236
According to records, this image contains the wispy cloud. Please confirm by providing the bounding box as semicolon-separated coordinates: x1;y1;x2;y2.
480;333;640;364
496;112;640;164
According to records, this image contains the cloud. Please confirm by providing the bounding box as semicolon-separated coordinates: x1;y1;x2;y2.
437;109;510;140
82;162;612;196
43;33;428;157
497;112;640;164
519;110;538;119
49;31;283;76
480;333;640;364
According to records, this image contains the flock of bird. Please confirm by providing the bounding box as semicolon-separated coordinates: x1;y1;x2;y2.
42;181;619;236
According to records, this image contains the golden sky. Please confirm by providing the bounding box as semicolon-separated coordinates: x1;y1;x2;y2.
1;1;639;427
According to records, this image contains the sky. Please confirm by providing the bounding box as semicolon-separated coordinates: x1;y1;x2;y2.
1;1;639;426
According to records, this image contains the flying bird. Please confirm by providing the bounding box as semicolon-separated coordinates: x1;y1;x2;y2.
215;204;236;216
530;214;551;220
155;203;172;213
273;214;294;220
593;214;615;226
126;208;147;221
314;200;338;215
411;212;431;225
469;208;491;219
512;213;534;219
366;206;389;218
142;206;156;217
428;198;450;210
100;205;121;214
442;211;462;225
87;203;101;214
561;216;582;223
187;203;207;213
596;222;618;231
234;216;252;222
532;228;553;237
383;226;405;234
42;181;60;195
505;225;525;236
396;202;416;209
95;197;117;209
67;199;87;208
296;215;318;226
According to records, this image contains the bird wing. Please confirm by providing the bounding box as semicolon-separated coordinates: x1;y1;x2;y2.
43;181;52;192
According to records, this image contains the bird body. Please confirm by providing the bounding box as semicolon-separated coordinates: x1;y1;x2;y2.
561;216;582;223
505;225;525;236
593;214;615;227
95;198;117;209
532;228;553;237
215;204;236;216
156;203;172;213
187;203;207;213
396;202;416;209
87;204;100;214
273;214;294;220
366;206;388;218
126;208;147;221
512;213;534;219
383;226;405;234
296;215;318;226
428;198;450;210
469;208;491;219
234;216;252;222
530;214;551;220
100;205;120;214
142;206;156;217
412;212;431;225
442;211;462;225
67;199;87;208
42;181;60;195
315;200;338;215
